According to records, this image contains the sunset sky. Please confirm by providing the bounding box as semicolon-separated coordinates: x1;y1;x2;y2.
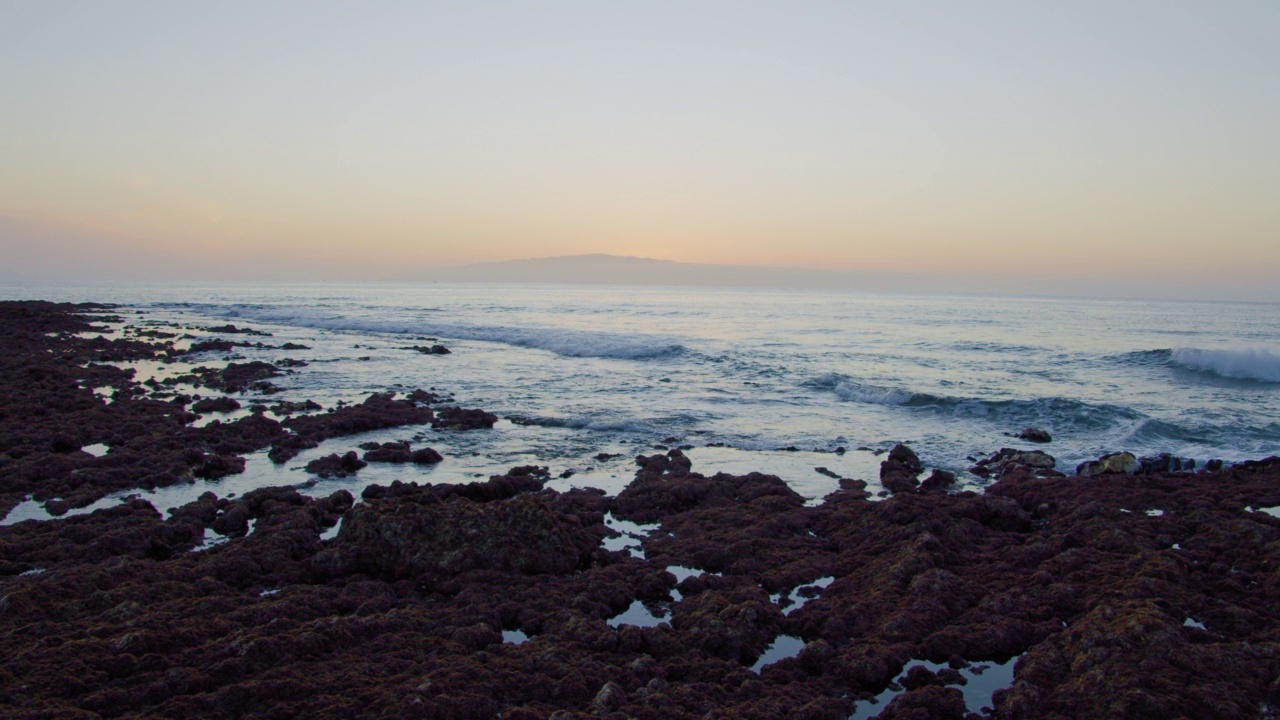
2;2;1278;299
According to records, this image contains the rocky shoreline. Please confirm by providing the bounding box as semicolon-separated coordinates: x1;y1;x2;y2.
2;300;1279;719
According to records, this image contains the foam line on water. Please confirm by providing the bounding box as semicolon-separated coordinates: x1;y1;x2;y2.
175;303;689;360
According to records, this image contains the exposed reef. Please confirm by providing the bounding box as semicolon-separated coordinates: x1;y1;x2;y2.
3;301;1279;719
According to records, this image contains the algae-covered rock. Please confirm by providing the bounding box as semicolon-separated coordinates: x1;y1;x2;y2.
341;493;597;578
971;448;1058;479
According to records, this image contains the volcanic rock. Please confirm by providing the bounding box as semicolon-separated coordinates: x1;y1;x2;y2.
412;447;444;464
613;450;801;524
191;396;241;414
1136;453;1196;475
202;361;283;394
267;399;321;416
878;685;968;719
340;492;596;578
204;324;271;336
304;451;366;478
1017;427;1052;443
919;469;957;494
970;448;1058;479
431;406;498;430
361;442;414;463
361;442;441;464
409;344;451;355
285;393;433;440
881;443;925;494
1076;451;1138;477
183;339;240;354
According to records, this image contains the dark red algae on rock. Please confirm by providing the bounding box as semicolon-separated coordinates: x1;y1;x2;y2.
304;451;367;478
336;484;597;578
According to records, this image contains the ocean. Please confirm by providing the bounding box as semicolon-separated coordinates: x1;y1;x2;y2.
3;281;1278;514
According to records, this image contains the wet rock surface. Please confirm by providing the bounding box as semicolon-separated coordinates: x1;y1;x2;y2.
970;448;1061;479
360;442;443;464
1076;450;1139;477
881;443;925;494
4;302;1280;719
1016;427;1052;443
431;406;499;430
408;344;452;355
190;396;241;414
304;451;367;478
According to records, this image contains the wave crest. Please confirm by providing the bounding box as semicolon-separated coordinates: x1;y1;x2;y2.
1171;347;1280;383
807;374;1144;429
834;382;915;406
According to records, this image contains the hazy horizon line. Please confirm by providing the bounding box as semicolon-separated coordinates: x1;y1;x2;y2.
4;252;1278;307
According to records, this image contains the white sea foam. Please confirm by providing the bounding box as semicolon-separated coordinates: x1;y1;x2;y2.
833;381;914;406
805;374;914;405
1171;347;1280;383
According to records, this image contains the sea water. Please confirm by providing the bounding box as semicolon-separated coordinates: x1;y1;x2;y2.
2;282;1277;504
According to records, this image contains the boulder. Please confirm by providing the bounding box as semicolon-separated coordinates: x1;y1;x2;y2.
971;448;1057;479
1137;453;1196;474
362;442;414;463
185;339;238;354
205;361;282;394
881;443;924;494
191;396;241;414
412;447;444;464
432;406;497;430
919;469;957;494
268;399;322;416
409;344;451;355
591;681;626;714
1017;427;1052;443
192;453;246;479
284;393;434;440
305;451;366;478
886;443;924;474
1076;451;1138;477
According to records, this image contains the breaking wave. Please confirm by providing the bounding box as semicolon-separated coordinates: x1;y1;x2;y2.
806;374;1144;430
1170;348;1280;383
1113;347;1280;383
804;375;914;406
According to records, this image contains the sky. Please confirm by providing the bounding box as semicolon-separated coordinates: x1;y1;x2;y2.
1;1;1278;299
